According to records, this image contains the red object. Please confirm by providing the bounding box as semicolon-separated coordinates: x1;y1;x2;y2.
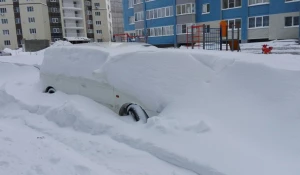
186;24;205;49
262;44;273;54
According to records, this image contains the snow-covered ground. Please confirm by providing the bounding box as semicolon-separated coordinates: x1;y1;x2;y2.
240;39;300;55
1;42;300;175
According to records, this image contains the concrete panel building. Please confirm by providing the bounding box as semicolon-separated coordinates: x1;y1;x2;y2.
122;0;300;47
0;0;19;50
0;0;124;49
19;0;51;41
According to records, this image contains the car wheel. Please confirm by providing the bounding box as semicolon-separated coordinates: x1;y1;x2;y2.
45;87;56;94
126;104;149;123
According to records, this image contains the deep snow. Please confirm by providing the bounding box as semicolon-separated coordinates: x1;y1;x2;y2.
1;43;300;175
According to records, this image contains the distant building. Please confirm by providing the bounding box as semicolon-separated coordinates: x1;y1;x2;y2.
122;0;300;47
0;0;124;50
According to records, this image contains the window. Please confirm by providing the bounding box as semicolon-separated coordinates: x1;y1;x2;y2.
1;19;8;24
135;29;144;36
4;40;10;45
285;16;299;27
14;7;19;13
96;21;101;25
17;29;22;35
128;0;133;8
50;0;56;2
249;0;269;5
133;0;142;5
134;11;143;21
285;0;300;2
177;23;193;34
15;18;20;24
86;10;92;15
226;18;241;29
50;7;58;13
146;6;173;20
202;3;210;14
294;16;299;26
29;28;36;34
85;1;91;6
88;29;93;33
52;28;60;33
95;11;100;16
28;17;35;23
87;20;92;24
96;30;102;34
0;0;6;2
0;8;7;13
3;30;9;35
51;18;59;23
27;6;34;12
129;16;134;24
176;3;195;15
94;3;100;7
222;0;241;9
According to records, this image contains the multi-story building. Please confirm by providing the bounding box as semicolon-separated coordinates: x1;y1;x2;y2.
0;0;123;49
111;0;124;35
122;0;300;47
47;0;63;42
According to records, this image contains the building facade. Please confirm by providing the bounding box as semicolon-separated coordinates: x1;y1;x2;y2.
122;0;300;46
0;0;123;49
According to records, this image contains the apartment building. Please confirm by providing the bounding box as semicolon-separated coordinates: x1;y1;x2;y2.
122;0;300;47
0;0;123;49
111;0;124;35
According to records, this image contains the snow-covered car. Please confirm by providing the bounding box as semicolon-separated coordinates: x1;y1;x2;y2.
40;42;206;122
0;50;12;56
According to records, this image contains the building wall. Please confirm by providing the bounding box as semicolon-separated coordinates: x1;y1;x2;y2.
91;0;111;42
19;0;51;41
59;0;87;38
111;0;124;35
123;0;300;46
0;0;18;50
269;12;299;40
47;0;63;42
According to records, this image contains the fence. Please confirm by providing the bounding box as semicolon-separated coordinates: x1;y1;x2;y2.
113;33;145;43
186;23;241;51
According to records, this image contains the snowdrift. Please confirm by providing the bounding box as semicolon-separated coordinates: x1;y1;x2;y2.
2;44;300;175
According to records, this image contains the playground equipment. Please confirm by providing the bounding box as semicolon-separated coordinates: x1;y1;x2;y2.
186;20;241;51
262;44;273;54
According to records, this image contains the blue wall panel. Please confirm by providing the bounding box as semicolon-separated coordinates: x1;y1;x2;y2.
248;4;270;16
147;36;174;45
123;0;135;31
144;0;173;10
122;0;300;44
269;0;300;14
196;0;221;22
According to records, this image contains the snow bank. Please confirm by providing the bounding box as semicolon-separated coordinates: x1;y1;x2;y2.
50;40;72;47
2;45;300;175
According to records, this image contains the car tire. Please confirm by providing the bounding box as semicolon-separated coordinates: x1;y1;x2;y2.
126;104;149;123
45;87;56;94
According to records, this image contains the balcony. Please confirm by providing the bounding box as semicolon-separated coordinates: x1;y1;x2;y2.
63;15;83;20
65;33;86;37
62;3;82;10
64;23;84;29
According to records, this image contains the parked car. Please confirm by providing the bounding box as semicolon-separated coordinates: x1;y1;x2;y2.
0;50;12;56
40;42;205;122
